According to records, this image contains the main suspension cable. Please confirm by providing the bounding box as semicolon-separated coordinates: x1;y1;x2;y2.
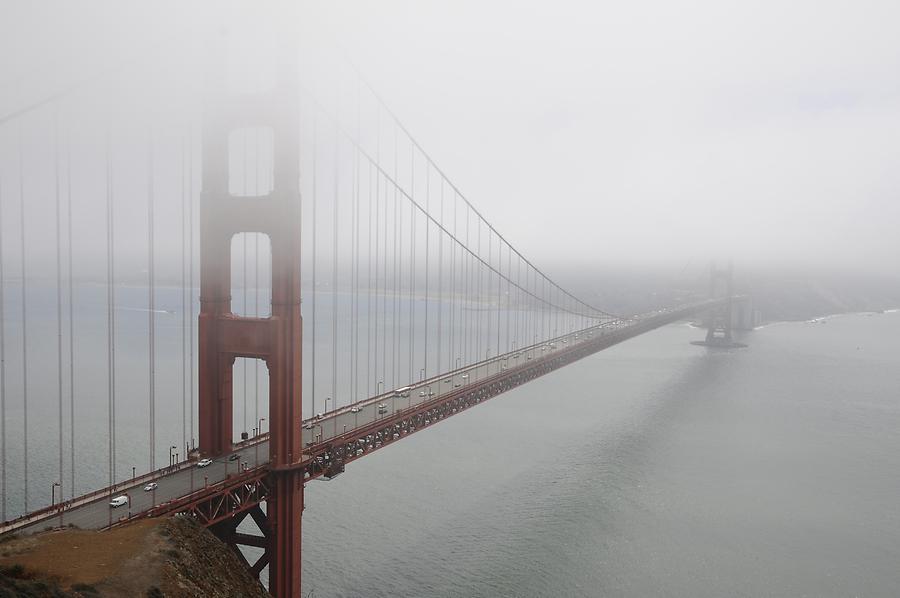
345;66;618;321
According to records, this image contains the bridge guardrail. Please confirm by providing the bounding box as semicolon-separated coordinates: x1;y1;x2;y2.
1;298;727;536
0;434;270;536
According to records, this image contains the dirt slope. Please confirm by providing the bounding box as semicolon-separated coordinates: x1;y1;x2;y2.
0;517;269;597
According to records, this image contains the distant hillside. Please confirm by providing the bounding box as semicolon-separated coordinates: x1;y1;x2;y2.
560;267;900;324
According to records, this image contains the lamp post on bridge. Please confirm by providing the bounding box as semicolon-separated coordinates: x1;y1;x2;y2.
169;445;177;469
325;398;336;438
51;482;61;527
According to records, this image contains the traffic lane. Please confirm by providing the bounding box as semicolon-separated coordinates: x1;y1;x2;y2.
15;327;613;534
302;342;580;446
16;440;272;534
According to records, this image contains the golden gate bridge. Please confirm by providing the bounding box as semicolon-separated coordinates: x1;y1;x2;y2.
0;11;744;596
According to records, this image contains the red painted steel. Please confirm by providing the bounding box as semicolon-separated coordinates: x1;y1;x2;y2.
198;25;304;597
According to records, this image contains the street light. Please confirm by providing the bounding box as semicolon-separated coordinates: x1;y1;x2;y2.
51;481;60;506
169;445;177;468
257;417;266;437
377;380;384;395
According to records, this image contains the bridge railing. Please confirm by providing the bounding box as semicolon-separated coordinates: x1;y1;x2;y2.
1;298;728;537
0;433;270;536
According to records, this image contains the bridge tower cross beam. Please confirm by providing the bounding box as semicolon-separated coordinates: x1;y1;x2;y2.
198;23;304;598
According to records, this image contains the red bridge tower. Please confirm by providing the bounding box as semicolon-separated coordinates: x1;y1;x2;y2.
198;24;304;597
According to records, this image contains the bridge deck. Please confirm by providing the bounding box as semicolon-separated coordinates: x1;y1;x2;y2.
1;299;725;537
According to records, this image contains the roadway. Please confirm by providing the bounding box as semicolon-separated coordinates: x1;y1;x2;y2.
11;439;272;536
4;307;710;537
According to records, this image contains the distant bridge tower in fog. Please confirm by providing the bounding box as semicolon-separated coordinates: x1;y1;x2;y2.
692;262;748;348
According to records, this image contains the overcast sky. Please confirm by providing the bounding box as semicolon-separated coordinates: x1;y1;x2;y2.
2;0;899;277
311;0;900;275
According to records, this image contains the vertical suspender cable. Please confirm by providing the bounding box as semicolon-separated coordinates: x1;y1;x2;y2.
555;285;559;337
332;119;339;414
423;165;429;379
506;243;511;353
311;119;317;417
408;144;414;382
105;128;116;487
465;207;470;365
188;128;194;449
242;130;248;433
350;89;357;404
462;207;468;366
392;127;398;387
450;192;456;371
148;131;156;471
457;199;463;366
374;167;380;392
18;128;29;511
0;175;6;519
486;228;492;360
355;147;362;399
381;172;387;388
375;120;381;393
354;87;362;403
394;129;401;388
352;135;359;403
367;162;373;396
54;109;64;498
66;122;75;495
476;219;481;369
496;238;501;358
180;133;187;451
436;179;443;373
515;255;520;351
254;129;260;426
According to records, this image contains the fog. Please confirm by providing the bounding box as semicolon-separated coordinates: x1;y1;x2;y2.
2;0;899;297
314;0;900;275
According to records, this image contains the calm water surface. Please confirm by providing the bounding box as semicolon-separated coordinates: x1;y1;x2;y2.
3;287;898;596
300;311;900;597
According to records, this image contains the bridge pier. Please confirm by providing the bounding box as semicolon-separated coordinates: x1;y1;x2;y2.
692;262;748;348
199;19;304;597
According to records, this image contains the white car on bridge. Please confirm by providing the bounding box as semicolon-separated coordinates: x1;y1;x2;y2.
109;495;128;508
